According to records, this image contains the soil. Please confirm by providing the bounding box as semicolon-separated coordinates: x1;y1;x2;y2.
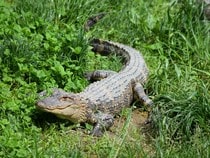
108;109;155;156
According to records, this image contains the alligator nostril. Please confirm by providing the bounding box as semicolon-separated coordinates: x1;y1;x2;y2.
36;101;45;108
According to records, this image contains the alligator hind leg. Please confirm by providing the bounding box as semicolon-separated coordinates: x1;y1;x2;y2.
84;70;116;81
134;83;153;106
90;112;114;136
134;83;153;124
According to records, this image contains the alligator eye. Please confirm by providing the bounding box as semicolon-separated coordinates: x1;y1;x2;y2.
60;97;73;101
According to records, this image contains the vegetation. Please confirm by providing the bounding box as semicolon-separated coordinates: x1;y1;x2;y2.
0;0;209;157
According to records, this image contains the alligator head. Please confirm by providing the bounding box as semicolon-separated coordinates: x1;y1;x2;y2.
36;88;88;123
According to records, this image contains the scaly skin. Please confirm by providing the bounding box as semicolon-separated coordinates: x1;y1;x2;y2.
36;38;153;136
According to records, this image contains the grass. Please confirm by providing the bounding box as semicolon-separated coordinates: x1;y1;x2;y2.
0;0;210;157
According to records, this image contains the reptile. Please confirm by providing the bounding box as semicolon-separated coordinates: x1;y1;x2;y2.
36;14;153;136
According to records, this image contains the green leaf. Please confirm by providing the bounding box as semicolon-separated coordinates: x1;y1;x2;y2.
34;70;48;79
71;46;82;54
2;100;19;111
4;49;10;56
52;61;66;77
13;24;22;32
2;75;13;82
44;42;50;50
45;32;51;40
85;123;93;131
1;119;9;124
18;63;29;72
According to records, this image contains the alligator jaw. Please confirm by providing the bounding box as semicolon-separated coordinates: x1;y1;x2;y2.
36;100;89;123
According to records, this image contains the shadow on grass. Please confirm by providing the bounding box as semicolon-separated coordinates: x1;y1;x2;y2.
30;110;76;131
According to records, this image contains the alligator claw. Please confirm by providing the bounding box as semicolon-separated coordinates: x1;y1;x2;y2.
91;124;104;137
90;113;114;136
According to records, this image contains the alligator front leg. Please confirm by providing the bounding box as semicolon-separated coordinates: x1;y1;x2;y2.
85;70;116;81
90;112;114;136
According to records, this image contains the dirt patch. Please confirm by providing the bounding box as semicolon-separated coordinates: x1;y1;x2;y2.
107;109;155;156
111;109;151;132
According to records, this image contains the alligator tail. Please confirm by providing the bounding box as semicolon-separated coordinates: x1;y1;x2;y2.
84;12;106;31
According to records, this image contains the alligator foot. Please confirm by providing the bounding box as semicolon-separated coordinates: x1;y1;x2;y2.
90;113;114;136
91;123;104;137
134;83;153;106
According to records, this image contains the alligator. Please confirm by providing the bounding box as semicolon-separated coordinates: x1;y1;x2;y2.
36;15;153;136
